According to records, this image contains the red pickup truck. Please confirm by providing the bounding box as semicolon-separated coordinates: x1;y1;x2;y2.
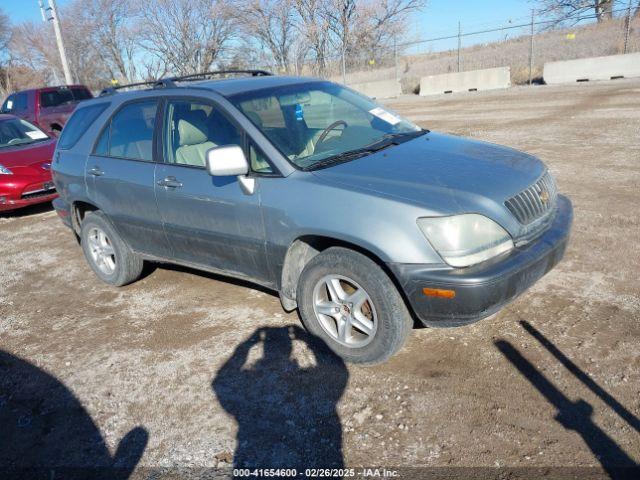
0;85;93;137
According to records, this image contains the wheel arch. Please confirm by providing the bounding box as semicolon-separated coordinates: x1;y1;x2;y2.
71;200;99;235
279;234;402;312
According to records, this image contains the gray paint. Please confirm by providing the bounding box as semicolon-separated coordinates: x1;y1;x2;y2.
52;76;562;298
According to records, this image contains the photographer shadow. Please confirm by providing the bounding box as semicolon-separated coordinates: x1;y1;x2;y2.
0;350;147;479
212;325;348;469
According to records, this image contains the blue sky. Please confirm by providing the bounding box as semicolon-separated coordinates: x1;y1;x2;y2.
417;0;534;36
4;0;534;37
2;0;71;23
409;0;535;52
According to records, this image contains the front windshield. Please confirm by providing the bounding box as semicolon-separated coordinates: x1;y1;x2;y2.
0;118;50;149
231;81;422;170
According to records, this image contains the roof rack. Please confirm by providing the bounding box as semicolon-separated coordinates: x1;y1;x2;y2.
98;69;272;97
168;69;273;83
99;80;159;97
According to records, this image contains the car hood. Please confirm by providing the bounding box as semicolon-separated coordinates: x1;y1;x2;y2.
0;140;56;169
0;140;56;177
311;131;546;215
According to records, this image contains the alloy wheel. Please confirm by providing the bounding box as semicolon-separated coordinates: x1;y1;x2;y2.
87;227;116;275
312;274;378;347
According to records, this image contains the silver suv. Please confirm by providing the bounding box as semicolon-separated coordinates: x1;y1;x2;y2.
52;71;573;364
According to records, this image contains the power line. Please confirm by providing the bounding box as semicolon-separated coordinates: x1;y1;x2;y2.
398;7;632;49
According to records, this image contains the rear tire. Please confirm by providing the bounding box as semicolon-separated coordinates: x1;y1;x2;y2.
80;211;143;286
297;247;412;364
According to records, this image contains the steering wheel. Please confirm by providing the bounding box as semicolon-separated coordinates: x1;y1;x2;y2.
8;138;22;145
316;120;348;146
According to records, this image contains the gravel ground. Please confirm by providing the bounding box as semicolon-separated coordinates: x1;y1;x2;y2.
0;79;639;478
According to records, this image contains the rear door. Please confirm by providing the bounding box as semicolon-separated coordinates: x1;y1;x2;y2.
154;96;271;284
87;98;172;258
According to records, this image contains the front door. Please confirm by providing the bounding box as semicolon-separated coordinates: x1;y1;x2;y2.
154;98;270;284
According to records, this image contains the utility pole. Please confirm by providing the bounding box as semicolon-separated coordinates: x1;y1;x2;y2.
457;21;462;72
529;9;535;85
342;46;346;85
624;0;632;54
39;0;73;84
394;35;399;82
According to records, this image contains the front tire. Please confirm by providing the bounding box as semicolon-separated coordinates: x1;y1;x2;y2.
80;211;143;286
297;247;412;364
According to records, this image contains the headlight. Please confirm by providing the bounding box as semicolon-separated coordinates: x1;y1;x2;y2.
0;164;12;175
417;214;513;267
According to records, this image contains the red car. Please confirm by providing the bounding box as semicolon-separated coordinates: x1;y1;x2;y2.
0;114;57;212
0;85;93;137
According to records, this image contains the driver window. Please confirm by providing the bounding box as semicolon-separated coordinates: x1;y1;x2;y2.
1;94;15;113
164;100;241;167
303;91;369;129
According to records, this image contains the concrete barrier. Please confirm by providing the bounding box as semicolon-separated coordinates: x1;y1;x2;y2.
543;53;640;85
349;79;402;99
419;67;511;96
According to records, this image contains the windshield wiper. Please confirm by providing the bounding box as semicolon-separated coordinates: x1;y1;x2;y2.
302;141;395;171
303;129;428;171
379;129;429;143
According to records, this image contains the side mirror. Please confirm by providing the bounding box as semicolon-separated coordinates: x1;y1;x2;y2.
205;145;255;195
206;145;249;177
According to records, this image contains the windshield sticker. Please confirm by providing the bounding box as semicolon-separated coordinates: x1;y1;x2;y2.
26;130;48;140
5;100;13;110
369;107;401;125
295;104;304;121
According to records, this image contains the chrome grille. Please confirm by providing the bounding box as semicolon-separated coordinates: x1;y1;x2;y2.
505;171;557;224
21;187;56;200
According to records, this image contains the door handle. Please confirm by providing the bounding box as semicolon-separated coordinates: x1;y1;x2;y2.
88;166;104;176
157;176;183;189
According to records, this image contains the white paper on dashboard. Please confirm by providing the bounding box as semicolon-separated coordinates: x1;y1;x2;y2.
26;130;48;140
368;107;401;125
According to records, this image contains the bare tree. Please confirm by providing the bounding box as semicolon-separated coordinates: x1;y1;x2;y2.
137;0;237;76
0;9;12;94
57;6;113;87
324;0;357;58
140;58;168;82
294;0;331;75
324;0;424;70
4;0;429;88
10;14;111;90
237;0;297;72
0;10;10;55
9;22;59;82
537;0;616;23
363;0;424;55
68;0;139;82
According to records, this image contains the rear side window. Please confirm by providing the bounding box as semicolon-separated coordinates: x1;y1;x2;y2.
71;88;92;101
94;100;157;161
57;103;109;150
40;89;74;108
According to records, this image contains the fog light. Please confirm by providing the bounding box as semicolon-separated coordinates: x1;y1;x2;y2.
0;196;6;204
422;287;456;299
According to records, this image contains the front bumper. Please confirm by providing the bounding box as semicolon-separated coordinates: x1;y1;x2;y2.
0;177;57;212
388;195;573;327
